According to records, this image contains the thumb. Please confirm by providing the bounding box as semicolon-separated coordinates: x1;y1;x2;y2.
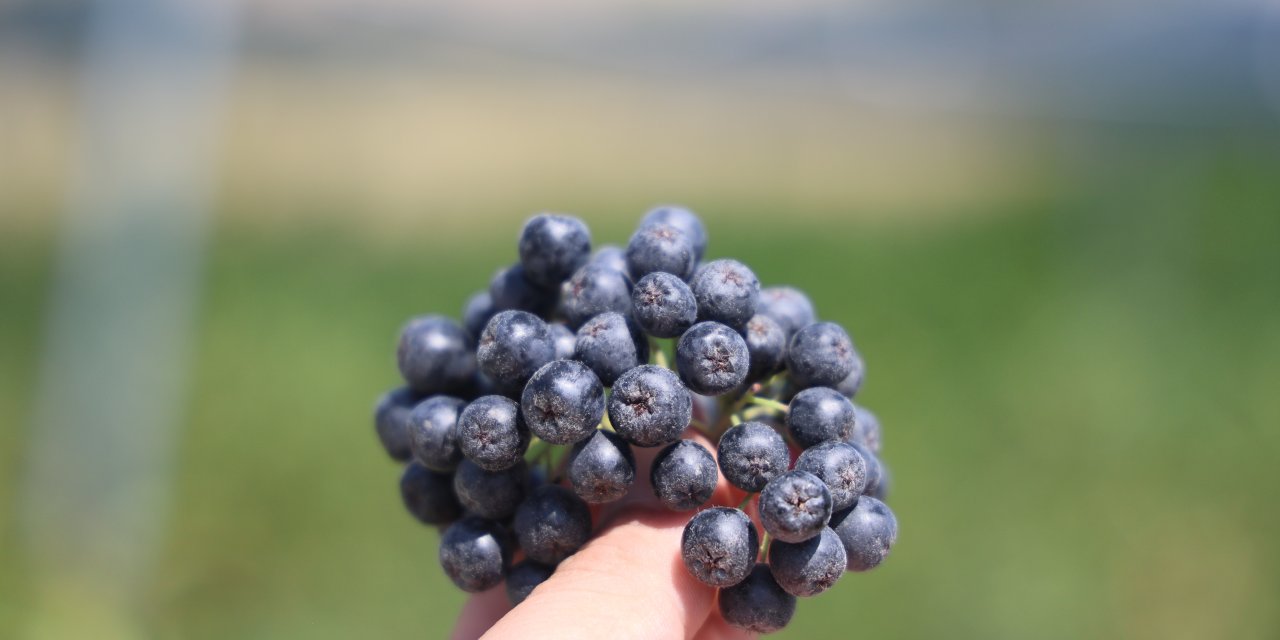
481;506;718;640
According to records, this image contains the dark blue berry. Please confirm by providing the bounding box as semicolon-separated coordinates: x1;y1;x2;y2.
400;461;462;525
675;321;749;396
650;440;718;511
573;312;648;387
513;485;593;565
690;259;759;330
566;429;636;503
680;506;758;587
851;442;883;497
477;310;556;392
548;322;577;360
439;516;513;592
521;359;604;445
759;470;833;543
829;496;897;572
457;395;530;471
786;322;857;390
518;213;591;288
559;263;633;329
453;458;529;520
757;286;816;338
716;421;789;493
462;291;496;344
625;222;697;281
872;462;891;501
836;348;865;398
374;387;421;462
489;264;557;316
396;315;476;395
786;386;856;447
608;365;692;448
767;527;847;597
407;395;467;471
639;205;707;261
506;560;555;606
742;314;787;384
850;403;881;454
631;272;697;339
588;244;629;274
718;563;796;634
794;440;867;511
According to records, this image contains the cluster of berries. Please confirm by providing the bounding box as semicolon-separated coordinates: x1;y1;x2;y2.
374;207;897;634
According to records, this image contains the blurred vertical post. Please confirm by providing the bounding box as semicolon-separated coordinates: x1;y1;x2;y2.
19;0;238;637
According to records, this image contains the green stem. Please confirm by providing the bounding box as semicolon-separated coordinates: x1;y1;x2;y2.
652;347;668;370
736;493;755;510
759;532;771;559
729;413;742;426
600;411;614;432
749;396;790;413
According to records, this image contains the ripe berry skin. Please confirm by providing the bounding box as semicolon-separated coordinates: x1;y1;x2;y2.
768;527;847;597
518;213;592;289
374;387;421;462
457;395;530;471
521;359;605;445
742;313;787;384
794;441;868;511
690;259;759;330
625;222;697;281
872;462;891;501
759;470;834;543
631;272;697;339
851;442;883;496
399;461;462;525
477;310;556;393
716;421;789;493
639;205;707;261
608;365;693;448
675;321;750;396
650;439;718;511
836;348;865;398
718;563;797;634
513;485;593;565
786;321;857;390
489;264;558;316
462;291;496;345
407;395;467;471
559;263;633;329
453;458;529;520
787;386;856;447
566;429;636;503
829;496;898;572
680;507;758;587
573;312;648;387
850;403;882;454
757;286;816;338
506;560;555;606
439;516;513;593
588;244;629;274
548;322;577;360
396;315;477;395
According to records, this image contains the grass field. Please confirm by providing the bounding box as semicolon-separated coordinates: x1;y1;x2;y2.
2;135;1279;639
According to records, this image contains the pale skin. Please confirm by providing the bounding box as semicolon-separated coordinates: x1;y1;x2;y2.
451;429;761;640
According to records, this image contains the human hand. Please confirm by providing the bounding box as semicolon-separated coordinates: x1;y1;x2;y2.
450;429;757;640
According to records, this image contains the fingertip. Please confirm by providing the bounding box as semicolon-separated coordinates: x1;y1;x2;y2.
453;583;512;640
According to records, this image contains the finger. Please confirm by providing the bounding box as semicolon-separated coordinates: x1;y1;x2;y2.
693;606;757;640
481;505;716;640
452;584;511;640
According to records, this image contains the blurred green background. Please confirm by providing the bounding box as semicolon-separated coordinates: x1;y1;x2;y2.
3;1;1280;638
